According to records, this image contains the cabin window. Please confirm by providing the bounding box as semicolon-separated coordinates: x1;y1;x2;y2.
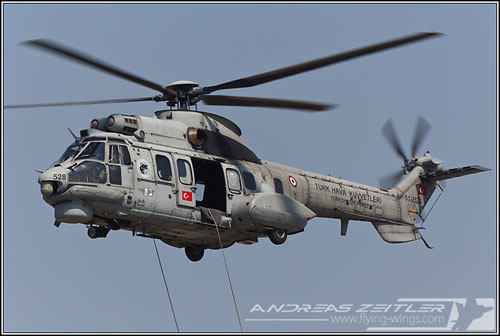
109;165;122;185
69;161;106;184
156;155;173;181
78;142;105;161
242;172;256;190
274;178;283;194
226;168;242;194
177;159;193;185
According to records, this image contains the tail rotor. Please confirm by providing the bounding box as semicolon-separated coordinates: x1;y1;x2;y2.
411;115;432;158
379;115;433;189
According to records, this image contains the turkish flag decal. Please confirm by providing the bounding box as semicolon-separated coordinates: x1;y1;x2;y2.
418;185;427;196
182;191;193;201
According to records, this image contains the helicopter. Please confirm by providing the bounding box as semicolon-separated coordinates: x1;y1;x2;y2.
5;32;490;262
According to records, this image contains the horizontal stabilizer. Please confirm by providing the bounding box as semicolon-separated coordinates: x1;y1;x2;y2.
372;222;432;249
423;165;490;182
372;221;422;243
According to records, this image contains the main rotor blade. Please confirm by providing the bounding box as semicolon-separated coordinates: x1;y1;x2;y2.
203;32;442;93
381;118;408;161
201;95;334;111
23;39;170;95
411;115;432;158
378;169;404;190
4;96;155;109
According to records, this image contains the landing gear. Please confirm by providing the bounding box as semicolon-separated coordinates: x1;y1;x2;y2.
185;246;205;262
268;228;287;245
87;226;110;239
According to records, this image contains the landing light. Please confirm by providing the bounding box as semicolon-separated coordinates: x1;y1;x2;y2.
41;183;54;196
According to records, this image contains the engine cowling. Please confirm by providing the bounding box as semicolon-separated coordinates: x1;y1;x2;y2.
106;114;139;135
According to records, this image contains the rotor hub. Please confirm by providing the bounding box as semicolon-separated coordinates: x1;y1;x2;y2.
162;81;200;109
165;80;199;90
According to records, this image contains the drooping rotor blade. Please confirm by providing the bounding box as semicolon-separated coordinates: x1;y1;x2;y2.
4;96;156;109
411;115;432;158
378;169;405;190
203;32;442;93
23;39;170;95
201;95;335;111
381;118;408;161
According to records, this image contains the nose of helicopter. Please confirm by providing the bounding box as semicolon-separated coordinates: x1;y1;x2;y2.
38;166;69;197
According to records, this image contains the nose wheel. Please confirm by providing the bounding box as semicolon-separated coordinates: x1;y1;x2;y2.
268;228;287;245
185;246;205;262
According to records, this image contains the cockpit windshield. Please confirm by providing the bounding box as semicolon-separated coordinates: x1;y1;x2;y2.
77;142;105;161
58;141;107;164
58;141;82;163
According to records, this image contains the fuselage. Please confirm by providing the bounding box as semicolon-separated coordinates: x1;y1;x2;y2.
39;111;418;250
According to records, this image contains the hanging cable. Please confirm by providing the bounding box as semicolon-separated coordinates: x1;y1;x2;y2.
422;190;444;223
208;209;243;332
153;239;180;332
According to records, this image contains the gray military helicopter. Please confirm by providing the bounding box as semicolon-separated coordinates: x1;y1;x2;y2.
6;32;490;261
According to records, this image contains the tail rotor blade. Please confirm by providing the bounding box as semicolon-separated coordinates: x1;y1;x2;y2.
378;169;404;189
381;118;407;161
411;115;432;158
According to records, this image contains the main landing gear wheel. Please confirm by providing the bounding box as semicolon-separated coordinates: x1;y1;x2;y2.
268;228;287;245
87;226;110;239
185;246;205;262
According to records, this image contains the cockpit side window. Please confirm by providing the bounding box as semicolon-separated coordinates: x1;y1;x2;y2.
108;165;122;185
78;142;105;161
109;144;132;165
109;145;120;164
120;145;132;165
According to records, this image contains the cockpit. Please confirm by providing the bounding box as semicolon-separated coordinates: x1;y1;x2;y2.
57;137;132;185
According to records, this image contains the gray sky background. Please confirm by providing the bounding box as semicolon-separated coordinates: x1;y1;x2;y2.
2;3;497;333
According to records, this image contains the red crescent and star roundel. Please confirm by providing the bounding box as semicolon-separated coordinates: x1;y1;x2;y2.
418;185;427;196
289;175;298;188
182;191;193;201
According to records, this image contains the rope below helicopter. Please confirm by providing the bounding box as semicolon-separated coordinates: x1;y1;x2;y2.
153;239;180;332
419;181;446;223
208;209;244;332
